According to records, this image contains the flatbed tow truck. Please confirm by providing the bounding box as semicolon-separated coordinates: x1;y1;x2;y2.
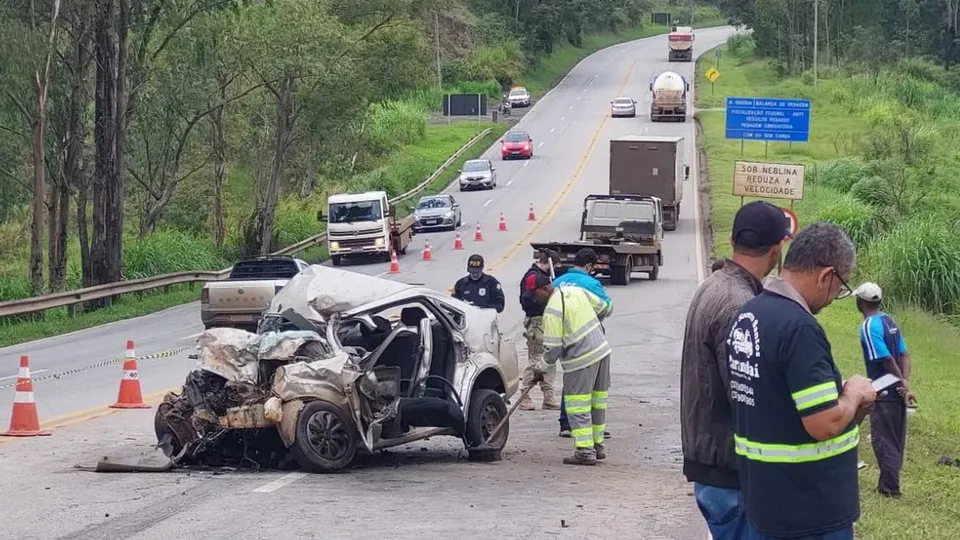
531;194;664;285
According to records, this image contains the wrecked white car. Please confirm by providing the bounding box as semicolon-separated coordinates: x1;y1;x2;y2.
155;266;520;472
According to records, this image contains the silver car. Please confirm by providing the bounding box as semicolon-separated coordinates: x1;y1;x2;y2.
414;194;461;232
155;266;521;472
458;159;497;191
611;96;637;117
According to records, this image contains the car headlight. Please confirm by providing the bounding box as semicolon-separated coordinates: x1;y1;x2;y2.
330;241;340;250
374;237;385;247
444;211;454;218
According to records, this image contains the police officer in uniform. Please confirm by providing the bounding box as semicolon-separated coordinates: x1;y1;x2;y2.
453;254;505;312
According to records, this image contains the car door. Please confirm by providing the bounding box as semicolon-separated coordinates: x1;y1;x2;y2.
449;195;461;224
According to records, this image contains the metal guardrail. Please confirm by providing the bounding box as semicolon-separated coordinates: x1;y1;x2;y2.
0;127;494;319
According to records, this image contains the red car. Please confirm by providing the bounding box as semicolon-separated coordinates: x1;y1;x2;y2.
501;130;533;160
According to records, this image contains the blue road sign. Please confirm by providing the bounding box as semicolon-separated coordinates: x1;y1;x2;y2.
725;97;810;142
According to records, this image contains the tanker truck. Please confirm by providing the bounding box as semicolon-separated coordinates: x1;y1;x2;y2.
668;26;694;62
649;71;689;122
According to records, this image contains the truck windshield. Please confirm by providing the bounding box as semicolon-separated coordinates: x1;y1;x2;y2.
329;200;383;223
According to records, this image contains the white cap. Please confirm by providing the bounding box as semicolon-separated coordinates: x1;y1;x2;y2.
854;282;882;302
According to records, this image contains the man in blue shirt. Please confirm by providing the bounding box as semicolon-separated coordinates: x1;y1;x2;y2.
855;281;916;498
553;248;613;438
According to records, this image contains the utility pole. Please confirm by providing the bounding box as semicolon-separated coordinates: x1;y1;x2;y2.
813;0;819;86
435;11;442;90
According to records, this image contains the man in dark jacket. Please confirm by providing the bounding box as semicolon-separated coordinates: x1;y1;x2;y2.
680;201;792;540
453;254;505;312
517;249;562;410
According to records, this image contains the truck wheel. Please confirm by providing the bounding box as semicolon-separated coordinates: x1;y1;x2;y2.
291;400;357;473
610;264;630;286
466;389;509;462
331;255;342;267
650;261;660;281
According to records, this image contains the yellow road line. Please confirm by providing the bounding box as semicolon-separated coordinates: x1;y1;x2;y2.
4;57;640;441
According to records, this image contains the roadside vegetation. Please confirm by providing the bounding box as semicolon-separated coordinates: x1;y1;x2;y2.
0;1;723;345
697;32;960;539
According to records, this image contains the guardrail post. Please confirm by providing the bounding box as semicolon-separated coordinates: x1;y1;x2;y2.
67;304;76;317
163;285;171;295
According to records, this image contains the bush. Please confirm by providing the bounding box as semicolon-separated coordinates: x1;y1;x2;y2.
860;217;960;315
123;230;227;279
807;158;873;193
849;176;894;207
726;34;755;56
0;277;32;302
368;100;427;153
813;194;882;249
273;200;323;249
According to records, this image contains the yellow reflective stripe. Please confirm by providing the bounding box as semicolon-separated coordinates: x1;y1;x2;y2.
562;341;612;371
565;318;601;344
566;406;591;414
592;391;608;399
592;425;605;432
572;427;593;447
566;394;591;404
791;381;839;411
734;427;859;464
592;403;607;410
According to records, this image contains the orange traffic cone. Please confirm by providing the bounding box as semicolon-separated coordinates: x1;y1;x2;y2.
454;231;464;250
1;356;51;437
528;203;537;221
422;240;433;261
474;222;484;242
498;212;508;232
110;341;150;409
389;250;400;273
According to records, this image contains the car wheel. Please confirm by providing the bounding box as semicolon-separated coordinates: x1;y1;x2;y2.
466;389;509;462
331;255;342;267
456;215;462;227
291;400;357;473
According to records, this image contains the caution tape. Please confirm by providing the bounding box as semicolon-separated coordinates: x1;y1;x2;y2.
0;346;190;391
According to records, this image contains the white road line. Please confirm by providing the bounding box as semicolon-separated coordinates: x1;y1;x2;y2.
252;472;308;493
538;142;544;148
550;127;555;133
182;332;203;340
569;105;574;109
483;199;492;207
522;161;529;167
560;116;565;121
507;179;514;186
0;369;47;382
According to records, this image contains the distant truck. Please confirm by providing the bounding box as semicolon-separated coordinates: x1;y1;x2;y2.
201;256;308;330
531;194;664;286
609;136;690;231
649;71;689;122
321;191;415;266
668;26;694;62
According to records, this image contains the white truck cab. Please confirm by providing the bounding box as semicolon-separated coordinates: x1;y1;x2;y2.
321;191;414;266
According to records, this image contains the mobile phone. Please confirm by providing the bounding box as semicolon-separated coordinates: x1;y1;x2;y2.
872;373;901;392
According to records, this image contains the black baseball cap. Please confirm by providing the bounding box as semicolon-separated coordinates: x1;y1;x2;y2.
531;272;553;290
467;254;485;272
732;201;793;248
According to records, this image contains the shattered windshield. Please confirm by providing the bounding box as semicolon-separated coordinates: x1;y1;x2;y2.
329;200;383;223
418;197;450;210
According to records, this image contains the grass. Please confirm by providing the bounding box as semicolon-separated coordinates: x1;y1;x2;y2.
697;38;960;539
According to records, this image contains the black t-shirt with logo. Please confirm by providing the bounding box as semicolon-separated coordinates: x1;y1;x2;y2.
727;290;860;537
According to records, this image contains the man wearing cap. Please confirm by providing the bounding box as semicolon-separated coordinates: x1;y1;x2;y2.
453;254;505;312
530;272;613;465
517;249;563;411
680;201;791;540
552;248;613;438
855;281;916;498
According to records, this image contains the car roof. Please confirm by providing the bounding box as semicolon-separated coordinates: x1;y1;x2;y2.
505;130;529;137
614;96;633;101
464;158;490;164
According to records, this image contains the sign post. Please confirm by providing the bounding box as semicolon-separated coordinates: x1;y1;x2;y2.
705;67;720;96
715;48;721;69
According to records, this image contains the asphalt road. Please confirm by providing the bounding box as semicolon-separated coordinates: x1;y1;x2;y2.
0;27;735;539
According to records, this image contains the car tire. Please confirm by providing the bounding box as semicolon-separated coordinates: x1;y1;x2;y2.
650;259;660;281
610;263;630;286
465;389;509;462
456;216;462;227
291;400;357;473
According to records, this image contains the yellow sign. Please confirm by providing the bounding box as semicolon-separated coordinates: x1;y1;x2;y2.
705;67;720;83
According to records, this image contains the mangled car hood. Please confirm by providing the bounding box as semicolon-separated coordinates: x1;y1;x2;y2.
268;266;414;327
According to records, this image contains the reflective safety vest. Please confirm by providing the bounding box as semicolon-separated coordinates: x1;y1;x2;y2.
734;426;860;464
542;286;612;373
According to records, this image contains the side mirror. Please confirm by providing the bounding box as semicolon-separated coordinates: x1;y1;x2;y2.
452;203;459;209
500;139;504;143
316;210;325;222
685;83;690;91
648;83;653;91
529;138;533;142
456;169;461;173
491;167;496;171
386;206;396;217
684;165;691;179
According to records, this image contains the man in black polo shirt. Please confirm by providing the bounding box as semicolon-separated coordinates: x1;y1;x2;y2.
728;222;877;540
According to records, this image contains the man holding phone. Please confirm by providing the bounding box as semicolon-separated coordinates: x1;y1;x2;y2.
855;281;916;499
